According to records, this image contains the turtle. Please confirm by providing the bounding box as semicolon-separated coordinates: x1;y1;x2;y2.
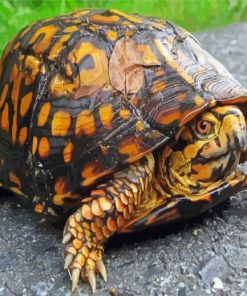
0;8;247;293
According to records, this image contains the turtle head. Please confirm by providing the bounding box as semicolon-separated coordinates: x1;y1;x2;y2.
159;105;247;199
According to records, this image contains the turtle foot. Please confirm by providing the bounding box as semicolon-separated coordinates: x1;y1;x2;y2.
63;214;107;293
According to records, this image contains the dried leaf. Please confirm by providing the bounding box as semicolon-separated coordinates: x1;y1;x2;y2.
109;36;161;95
109;37;143;94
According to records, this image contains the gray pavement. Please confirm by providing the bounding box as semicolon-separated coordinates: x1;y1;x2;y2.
1;23;247;296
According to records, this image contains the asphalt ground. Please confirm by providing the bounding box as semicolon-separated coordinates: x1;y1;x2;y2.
0;22;247;296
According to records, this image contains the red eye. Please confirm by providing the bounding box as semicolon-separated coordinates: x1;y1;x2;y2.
196;120;212;135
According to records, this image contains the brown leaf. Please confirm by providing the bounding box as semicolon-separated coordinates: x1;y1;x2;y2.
109;37;160;95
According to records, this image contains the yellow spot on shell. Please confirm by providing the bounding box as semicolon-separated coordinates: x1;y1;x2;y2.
136;120;144;131
89;14;120;24
119;109;131;120
23;55;41;85
72;9;90;17
52;111;71;136
137;44;161;66
106;30;118;41
38;137;50;158
20;92;33;117
48;34;71;60
110;9;143;24
37;102;51;127
75;110;96;136
63;26;78;33
195;95;205;107
99;104;114;129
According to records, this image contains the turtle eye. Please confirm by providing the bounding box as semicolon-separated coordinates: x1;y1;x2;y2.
196;120;212;135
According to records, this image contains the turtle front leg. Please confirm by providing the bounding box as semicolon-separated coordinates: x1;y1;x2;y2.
63;154;154;292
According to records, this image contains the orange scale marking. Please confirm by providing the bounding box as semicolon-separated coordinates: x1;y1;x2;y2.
0;84;9;109
88;14;120;24
38;137;50;158
1;103;9;132
99;104;114;129
29;25;58;54
63;141;73;163
37;102;51;127
106;30;118;41
155;110;181;125
20;92;33;117
75;110;96;137
81;161;111;187
32;136;38;154
51;111;71;137
118;136;145;158
110;9;143;24
18;127;28;146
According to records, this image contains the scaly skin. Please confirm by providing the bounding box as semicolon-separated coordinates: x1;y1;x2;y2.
63;154;154;292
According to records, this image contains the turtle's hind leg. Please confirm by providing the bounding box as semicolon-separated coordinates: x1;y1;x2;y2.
62;154;154;292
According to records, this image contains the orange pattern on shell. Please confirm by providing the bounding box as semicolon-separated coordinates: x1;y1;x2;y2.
51;111;71;137
119;136;144;158
156;110;181;125
75;110;96;136
38;137;50;158
32;136;38;154
18;126;28;146
20;92;33;117
99;104;114;129
88;14;120;24
109;9;143;24
0;84;8;109
1;103;9;132
106;30;118;41
63;141;73;163
29;25;58;53
37;102;51;127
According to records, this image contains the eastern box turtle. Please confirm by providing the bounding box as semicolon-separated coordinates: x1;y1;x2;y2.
0;9;247;292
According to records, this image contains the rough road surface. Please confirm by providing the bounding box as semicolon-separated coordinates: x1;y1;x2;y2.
0;23;247;296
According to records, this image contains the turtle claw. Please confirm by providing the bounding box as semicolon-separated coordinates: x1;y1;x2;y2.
63;214;108;293
64;253;74;269
71;268;80;292
87;269;96;293
62;232;72;244
96;260;107;282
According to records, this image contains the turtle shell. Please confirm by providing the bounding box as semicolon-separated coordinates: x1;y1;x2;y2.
0;9;247;208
